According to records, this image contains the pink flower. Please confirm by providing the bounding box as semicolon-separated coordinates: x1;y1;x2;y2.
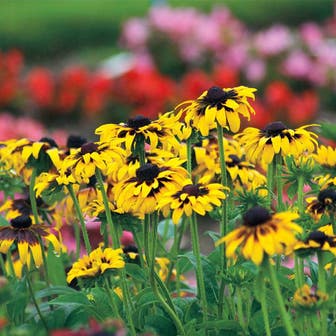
254;25;292;56
121;18;149;49
120;231;134;246
245;59;266;82
300;22;323;48
282;50;312;78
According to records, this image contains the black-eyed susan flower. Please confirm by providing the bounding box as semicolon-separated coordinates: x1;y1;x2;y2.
293;284;328;309
216;206;302;265
61;141;124;184
306;188;336;221
95;112;180;151
113;160;188;219
176;86;256;136
0;196;51;221
157;175;227;224
0;215;61;267
295;224;336;256
313;145;336;171
235;121;319;164
66;246;125;283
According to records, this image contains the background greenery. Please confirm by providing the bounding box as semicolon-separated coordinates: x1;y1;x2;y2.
0;0;333;64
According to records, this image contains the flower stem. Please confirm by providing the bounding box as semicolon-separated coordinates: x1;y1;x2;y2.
67;184;92;254
266;258;295;336
216;122;229;318
95;169;119;248
275;154;284;211
267;162;274;209
26;273;49;333
190;213;208;323
297;175;305;215
317;251;328;336
260;271;272;336
29;168;39;224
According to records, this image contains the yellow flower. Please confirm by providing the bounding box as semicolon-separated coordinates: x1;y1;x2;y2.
66;247;125;283
216;206;302;265
157;175;227;224
306;188;336;221
176;86;256;136
96;112;180;151
0;215;61;267
295;224;336;255
293;284;328;308
113;161;188;219
61;141;124;184
313;145;336;168
235;122;319;164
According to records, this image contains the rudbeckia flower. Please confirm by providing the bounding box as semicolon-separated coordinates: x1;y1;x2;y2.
306;188;336;221
61;141;124;184
113;161;188;218
313;145;336;169
0;215;61;267
295;225;336;255
95;113;180;151
235;121;319;164
66;246;125;283
216;206;302;265
293;284;328;309
176;86;256;136
157;175;227;224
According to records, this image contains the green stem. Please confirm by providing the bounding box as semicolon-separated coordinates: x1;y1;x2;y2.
104;277;120;318
216;122;229;318
266;258;295;336
297;175;305;215
95;169;119;248
260;272;272;336
294;254;304;288
29;168;39;224
67;184;92;254
73;222;81;260
266;162;274;209
144;215;185;335
26;274;49;333
190;213;208;323
275;154;284;210
186;137;193;176
317;252;328;336
236;287;247;334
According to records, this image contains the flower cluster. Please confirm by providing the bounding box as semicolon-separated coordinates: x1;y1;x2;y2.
1;83;336;336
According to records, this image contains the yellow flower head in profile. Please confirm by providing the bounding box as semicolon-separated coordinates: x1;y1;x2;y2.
61;141;124;184
157;175;228;224
313;145;336;169
176;86;256;136
66;247;125;283
295;224;336;255
113;160;188;219
0;215;61;268
306;188;336;221
293;284;328;309
216;206;302;265
96;112;180;151
235;121;319;164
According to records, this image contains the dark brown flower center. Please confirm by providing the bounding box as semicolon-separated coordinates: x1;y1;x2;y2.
11;215;32;229
67;135;88;149
227;154;241;167
263;121;288;137
39;137;58;148
243;206;272;227
318;189;336;204
181;184;207;197
204;86;237;104
307;231;327;246
81;142;98;155
136;163;160;182
127;115;151;129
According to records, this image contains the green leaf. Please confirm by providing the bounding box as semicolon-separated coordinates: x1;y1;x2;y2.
125;263;147;282
49;291;90;306
46;246;67;286
35;286;78;299
158;218;175;241
144;314;176;336
198;320;242;331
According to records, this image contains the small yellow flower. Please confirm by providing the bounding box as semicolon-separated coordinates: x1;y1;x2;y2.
293;284;328;308
176;86;256;136
157;175;227;224
216;206;302;265
235;122;319;164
